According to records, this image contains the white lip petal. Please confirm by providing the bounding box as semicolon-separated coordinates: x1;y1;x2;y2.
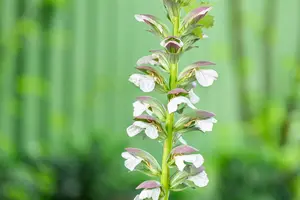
139;189;152;199
129;74;155;93
151;188;161;200
188;171;209;187
121;152;132;159
189;89;200;104
127;124;143;137
195;69;218;87
127;121;158;140
174;154;204;171
133;101;147;117
195;117;217;132
139;76;155;92
121;152;143;171
139;188;160;200
167;96;197;114
129;74;142;87
145;124;159;139
134;195;141;200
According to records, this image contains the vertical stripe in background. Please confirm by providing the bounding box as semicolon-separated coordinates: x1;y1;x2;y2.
85;0;97;136
115;0;134;135
23;0;40;157
0;0;17;156
14;0;26;158
38;0;55;156
62;0;75;150
96;0;106;132
72;0;87;150
50;2;64;155
103;0;118;133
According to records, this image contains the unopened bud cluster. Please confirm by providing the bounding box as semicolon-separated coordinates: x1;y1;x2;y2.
122;1;218;199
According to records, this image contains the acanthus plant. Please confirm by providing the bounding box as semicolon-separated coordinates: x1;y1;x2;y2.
122;0;218;199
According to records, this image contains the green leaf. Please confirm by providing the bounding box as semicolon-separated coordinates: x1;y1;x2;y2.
199;14;214;29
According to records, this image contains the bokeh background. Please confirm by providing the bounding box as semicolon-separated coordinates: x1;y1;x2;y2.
0;0;300;199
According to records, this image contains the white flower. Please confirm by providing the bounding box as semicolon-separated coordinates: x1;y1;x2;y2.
195;117;217;133
133;101;152;117
127;121;158;139
121;152;143;171
129;74;155;92
174;154;204;171
134;195;141;200
189;89;200;104
137;55;158;66
188;170;209;187
135;188;161;200
195;69;218;87
167;96;197;114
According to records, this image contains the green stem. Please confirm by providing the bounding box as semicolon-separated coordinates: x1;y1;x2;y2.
161;15;179;200
161;112;174;200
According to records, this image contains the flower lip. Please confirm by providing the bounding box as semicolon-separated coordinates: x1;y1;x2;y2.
134;115;156;123
168;88;188;95
168;96;197;114
136;180;161;190
172;145;199;155
179;61;216;79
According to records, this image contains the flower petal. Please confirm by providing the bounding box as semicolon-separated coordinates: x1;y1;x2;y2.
139;75;155;92
121;152;143;171
189;89;200;104
195;69;218;87
129;74;142;87
145;124;159;139
127;124;143;137
134;195;141;200
151;188;161;200
174;154;204;171
168;96;197;114
195;117;217;132
127;121;159;139
139;189;153;199
188;171;209;187
129;74;156;92
126;148;161;173
133;101;151;117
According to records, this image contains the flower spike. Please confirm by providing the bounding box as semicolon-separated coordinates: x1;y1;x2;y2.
126;1;217;199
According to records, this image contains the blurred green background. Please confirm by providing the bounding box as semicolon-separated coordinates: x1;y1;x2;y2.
0;0;300;199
